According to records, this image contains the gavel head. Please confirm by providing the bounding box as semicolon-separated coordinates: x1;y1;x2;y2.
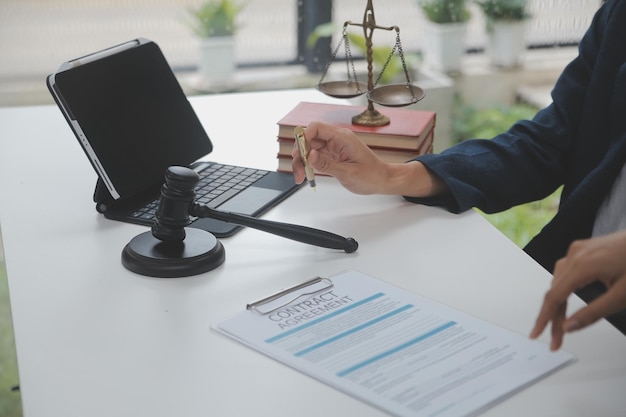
151;166;199;243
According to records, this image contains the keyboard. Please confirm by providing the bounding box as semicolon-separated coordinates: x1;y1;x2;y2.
130;163;269;221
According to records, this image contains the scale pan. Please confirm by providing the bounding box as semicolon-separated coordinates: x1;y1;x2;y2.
368;84;425;107
317;81;368;99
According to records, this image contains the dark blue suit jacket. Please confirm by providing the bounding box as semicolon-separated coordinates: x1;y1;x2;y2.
412;0;626;275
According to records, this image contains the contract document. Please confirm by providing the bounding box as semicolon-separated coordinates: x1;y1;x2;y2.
213;270;575;417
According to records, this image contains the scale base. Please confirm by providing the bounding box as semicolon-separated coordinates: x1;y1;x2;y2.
352;108;390;127
122;228;225;278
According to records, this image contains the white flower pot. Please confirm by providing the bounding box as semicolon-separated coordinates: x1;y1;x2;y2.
420;21;467;74
487;21;527;68
196;36;236;85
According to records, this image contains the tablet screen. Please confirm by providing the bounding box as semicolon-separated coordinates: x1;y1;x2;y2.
50;40;212;200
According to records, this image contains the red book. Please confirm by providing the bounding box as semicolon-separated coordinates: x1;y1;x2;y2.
277;101;436;151
276;128;433;157
276;129;434;174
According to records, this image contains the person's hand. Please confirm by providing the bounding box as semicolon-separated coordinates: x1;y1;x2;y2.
291;121;392;194
530;229;626;350
291;121;444;197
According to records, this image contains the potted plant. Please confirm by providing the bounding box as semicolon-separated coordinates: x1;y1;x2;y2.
416;0;471;74
187;0;246;86
474;0;530;68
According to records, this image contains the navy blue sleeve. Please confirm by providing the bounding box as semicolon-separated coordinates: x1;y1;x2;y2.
405;0;614;214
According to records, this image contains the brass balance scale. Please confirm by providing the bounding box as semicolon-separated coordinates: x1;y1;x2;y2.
316;0;425;127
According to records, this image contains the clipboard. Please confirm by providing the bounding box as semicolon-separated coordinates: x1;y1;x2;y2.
213;270;575;417
247;276;334;315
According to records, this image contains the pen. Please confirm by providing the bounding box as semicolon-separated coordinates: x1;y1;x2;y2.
294;126;316;190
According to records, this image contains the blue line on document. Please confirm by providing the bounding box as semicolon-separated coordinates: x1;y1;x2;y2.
294;304;414;357
336;321;457;377
265;293;385;344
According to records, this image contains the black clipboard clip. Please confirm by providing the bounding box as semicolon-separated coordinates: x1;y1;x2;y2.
247;277;334;315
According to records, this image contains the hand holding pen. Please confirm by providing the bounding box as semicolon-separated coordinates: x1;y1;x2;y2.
291;121;441;196
294;126;316;191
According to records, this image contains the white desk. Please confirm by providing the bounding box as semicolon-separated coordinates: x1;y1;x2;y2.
1;89;625;417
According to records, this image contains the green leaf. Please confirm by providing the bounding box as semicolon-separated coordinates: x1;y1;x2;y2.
417;0;471;23
187;0;246;37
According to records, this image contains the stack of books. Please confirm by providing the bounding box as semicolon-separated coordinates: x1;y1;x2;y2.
275;101;436;173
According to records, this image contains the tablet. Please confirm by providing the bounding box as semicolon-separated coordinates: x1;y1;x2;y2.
46;38;212;200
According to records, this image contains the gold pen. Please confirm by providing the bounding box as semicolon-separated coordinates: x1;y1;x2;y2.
294;126;316;190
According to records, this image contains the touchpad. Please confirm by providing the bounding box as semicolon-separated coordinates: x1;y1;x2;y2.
218;187;283;215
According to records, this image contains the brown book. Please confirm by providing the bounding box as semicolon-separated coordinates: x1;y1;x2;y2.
277;101;436;150
277;129;434;174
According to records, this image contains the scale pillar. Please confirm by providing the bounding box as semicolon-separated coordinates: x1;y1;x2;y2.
352;105;389;126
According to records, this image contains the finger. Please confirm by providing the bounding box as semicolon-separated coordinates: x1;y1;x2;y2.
306;122;361;154
530;297;562;340
530;275;568;340
530;296;551;339
548;250;599;307
290;143;305;184
530;256;584;341
564;278;626;332
530;274;578;342
549;302;567;351
305;121;338;147
308;147;341;177
530;312;549;340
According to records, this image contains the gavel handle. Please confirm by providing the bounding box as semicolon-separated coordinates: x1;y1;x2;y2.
189;204;358;253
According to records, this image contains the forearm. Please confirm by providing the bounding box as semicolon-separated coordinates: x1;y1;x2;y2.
383;161;447;198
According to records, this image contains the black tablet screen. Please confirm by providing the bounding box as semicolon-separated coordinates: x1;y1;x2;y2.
52;41;212;200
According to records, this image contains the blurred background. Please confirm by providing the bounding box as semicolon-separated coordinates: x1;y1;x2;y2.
0;0;599;106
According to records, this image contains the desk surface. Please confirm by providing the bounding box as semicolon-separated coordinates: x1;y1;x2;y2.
1;89;625;417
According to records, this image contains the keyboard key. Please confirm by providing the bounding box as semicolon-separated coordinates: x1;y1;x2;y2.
131;163;269;220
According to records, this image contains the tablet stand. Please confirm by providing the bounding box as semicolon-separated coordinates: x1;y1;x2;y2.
93;178;116;214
